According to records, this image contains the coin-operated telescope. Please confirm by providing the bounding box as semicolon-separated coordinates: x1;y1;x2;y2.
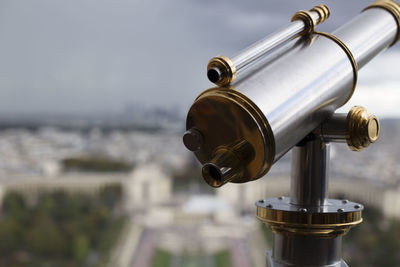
183;0;400;266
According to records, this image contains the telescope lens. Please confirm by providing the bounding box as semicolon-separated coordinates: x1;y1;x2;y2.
201;147;244;187
202;164;222;183
203;163;236;188
207;67;221;83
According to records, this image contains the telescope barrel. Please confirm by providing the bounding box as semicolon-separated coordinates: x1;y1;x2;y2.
207;5;330;86
231;7;328;72
231;21;305;71
236;5;397;159
185;0;400;187
335;6;399;68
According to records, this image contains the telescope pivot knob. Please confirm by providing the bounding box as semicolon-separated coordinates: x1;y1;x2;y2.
317;106;380;151
346;106;380;151
183;128;204;152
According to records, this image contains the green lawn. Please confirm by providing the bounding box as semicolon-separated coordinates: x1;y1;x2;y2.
214;250;231;267
152;249;172;267
151;249;231;267
0;187;125;267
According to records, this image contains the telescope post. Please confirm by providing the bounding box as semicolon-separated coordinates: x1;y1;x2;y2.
290;136;329;207
262;136;350;267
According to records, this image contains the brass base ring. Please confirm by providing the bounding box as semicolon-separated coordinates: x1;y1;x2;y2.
256;197;363;238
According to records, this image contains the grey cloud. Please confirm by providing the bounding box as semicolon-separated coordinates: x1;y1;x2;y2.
0;0;397;117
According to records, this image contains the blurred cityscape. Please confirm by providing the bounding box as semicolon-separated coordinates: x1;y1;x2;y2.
0;109;399;267
0;0;399;266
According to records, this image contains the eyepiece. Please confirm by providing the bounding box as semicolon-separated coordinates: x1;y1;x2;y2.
201;149;242;188
206;56;236;86
202;163;223;185
207;67;222;83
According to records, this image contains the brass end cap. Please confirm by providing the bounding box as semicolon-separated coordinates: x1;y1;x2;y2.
363;0;400;45
291;10;317;35
207;56;236;86
346;106;380;151
311;4;330;24
291;5;330;35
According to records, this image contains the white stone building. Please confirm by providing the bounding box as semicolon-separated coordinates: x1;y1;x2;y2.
124;164;172;211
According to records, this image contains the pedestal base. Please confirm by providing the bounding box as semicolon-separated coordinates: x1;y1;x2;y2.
266;250;348;267
257;197;362;267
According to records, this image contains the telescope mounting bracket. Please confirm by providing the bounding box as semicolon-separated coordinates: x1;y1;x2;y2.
256;106;379;267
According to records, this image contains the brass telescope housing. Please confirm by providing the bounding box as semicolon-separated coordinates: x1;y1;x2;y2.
185;87;274;187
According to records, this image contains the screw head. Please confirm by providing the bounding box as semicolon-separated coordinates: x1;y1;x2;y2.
342;200;349;204
299;208;308;213
354;204;361;209
337;208;344;213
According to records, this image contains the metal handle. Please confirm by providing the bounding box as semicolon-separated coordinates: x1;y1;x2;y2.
316;106;380;151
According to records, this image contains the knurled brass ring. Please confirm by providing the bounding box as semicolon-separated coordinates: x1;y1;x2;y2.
207;56;236;87
291;10;317;35
310;4;330;24
363;0;400;46
314;31;358;106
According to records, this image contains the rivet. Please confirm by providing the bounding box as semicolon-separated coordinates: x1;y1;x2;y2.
337;208;344;213
266;204;273;208
299;208;308;213
259;200;265;204
278;196;284;200
354;204;361;209
342;200;349;204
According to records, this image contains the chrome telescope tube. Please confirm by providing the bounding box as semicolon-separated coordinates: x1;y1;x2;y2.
207;5;331;86
231;21;306;70
184;0;400;187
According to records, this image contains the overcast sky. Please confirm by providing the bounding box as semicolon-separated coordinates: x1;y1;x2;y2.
0;0;398;118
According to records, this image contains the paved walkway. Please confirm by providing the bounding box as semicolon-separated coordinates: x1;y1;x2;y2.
131;230;155;267
109;218;143;267
231;239;252;267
